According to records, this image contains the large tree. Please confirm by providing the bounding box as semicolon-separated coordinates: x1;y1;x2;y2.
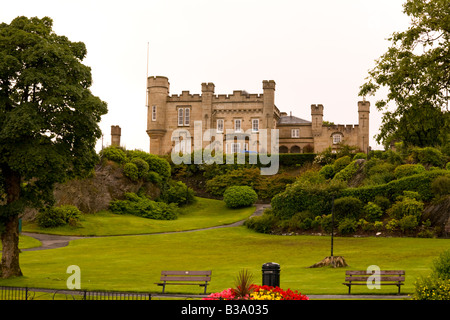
359;0;449;149
0;16;107;278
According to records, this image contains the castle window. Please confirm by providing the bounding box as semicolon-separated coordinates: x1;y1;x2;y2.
291;129;299;138
217;119;224;133
184;108;190;126
252;119;259;132
178;108;184;126
235;119;242;132
152;105;157;121
332;133;342;144
232;143;240;153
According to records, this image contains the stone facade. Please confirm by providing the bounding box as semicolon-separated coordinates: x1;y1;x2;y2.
146;76;370;155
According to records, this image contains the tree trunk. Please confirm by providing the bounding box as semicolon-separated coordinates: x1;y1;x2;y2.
1;215;22;278
1;166;23;278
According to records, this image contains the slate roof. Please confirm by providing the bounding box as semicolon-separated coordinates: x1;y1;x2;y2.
277;115;311;125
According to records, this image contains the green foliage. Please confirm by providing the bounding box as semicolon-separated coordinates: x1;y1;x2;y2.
127;150;171;182
363;202;383;222
206;168;261;197
223;186;258;209
432;249;450;280
359;0;450;148
123;162;139;181
431;175;450;197
446;162;450;170
353;153;367;160
333;156;351;173
319;164;335;179
398;214;419;233
36;205;82;228
333;196;363;221
100;146;127;164
338;218;358;235
109;193;178;220
394;164;425;179
160;180;195;206
244;212;279;234
387;197;424;220
410;147;447;168
333;160;359;182
130;157;149;178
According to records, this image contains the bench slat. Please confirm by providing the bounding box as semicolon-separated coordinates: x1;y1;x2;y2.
160;276;211;282
345;276;405;282
161;271;211;276
346;270;405;275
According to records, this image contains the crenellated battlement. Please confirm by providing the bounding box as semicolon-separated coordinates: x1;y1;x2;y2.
326;123;359;133
166;90;264;103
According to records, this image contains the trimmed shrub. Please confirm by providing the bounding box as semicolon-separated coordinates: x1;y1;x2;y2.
432;249;450;280
410;147;446;168
319;164;335;179
398;214;419;233
338;218;358;235
123;162;139;181
363;202;383;222
100;146;127;164
36;205;82;228
394;164;426;179
333;160;359;182
333;156;351;173
160;180;195;206
127;150;171;181
333;196;363;221
244;212;279;234
130;157;149;178
387;197;424;220
109;193;178;220
431;175;450;197
223;186;258;208
353;152;367;160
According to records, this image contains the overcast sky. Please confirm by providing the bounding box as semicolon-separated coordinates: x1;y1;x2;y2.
3;0;412;152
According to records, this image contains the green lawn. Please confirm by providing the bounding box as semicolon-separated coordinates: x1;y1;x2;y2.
2;227;449;297
1;197;449;298
21;197;256;236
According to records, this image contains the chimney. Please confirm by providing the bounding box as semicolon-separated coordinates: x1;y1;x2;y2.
111;125;121;147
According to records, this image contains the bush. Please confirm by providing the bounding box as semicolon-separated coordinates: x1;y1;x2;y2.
373;195;391;213
446;162;450;170
123;162;139;181
223;186;258;208
432;249;450;280
363;202;383;222
333;196;363;221
109;193;179;220
319;164;335;179
333;156;351;173
398;214;419;233
338;218;358;235
127;150;171;181
333;160;359;182
244;213;279;234
36;205;82;228
394;164;426;179
130;157;149;178
431;175;450;197
160;180;195;206
205;168;262;197
100;146;127;164
412;275;450;300
387;197;424;220
353;152;367;160
410;147;446;168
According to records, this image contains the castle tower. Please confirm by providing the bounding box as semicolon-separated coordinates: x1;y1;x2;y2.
111;125;121;147
311;104;324;137
358;100;370;153
201;82;215;130
147;76;169;154
262;80;276;128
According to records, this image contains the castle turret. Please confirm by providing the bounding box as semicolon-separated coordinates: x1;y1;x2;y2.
147;76;169;154
201;82;215;130
311;104;324;136
262;80;276;129
358;100;370;153
111;125;121;147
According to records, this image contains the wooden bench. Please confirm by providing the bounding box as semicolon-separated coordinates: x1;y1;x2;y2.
155;270;212;294
343;270;405;294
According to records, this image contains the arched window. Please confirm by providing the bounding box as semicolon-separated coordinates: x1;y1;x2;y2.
290;145;301;153
279;145;289;153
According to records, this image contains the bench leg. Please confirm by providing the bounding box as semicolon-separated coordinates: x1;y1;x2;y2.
162;282;166;294
204;282;208;295
348;285;351;295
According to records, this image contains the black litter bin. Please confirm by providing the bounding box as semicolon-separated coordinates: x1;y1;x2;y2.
262;262;280;287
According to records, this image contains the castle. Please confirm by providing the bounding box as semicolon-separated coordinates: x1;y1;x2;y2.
146;76;370;155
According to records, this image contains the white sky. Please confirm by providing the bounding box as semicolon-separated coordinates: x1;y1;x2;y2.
3;0;412;152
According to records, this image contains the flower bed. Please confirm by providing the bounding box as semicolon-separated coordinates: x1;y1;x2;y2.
203;285;309;300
